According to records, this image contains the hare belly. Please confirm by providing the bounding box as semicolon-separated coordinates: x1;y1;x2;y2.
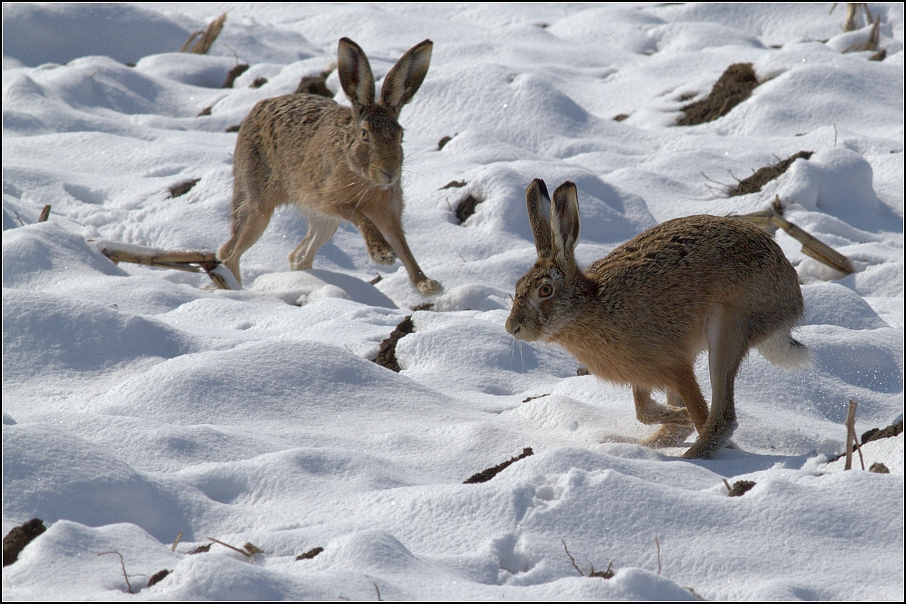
560;333;691;387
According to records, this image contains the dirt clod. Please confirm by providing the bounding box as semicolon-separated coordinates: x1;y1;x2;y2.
169;178;201;199
296;547;324;560
861;420;903;445
223;64;250;88
728;151;813;196
189;543;212;554
727;480;756;497
374;316;414;372
588;562;615;579
250;77;268;89
3;518;46;566
677;63;758;126
147;569;170;587
464;447;534;484
456;194;482;224
295;70;334;97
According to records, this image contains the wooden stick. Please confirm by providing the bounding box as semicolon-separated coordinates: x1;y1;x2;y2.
38;205;51;222
186;13;226;54
844;400;858;470
768;211;853;275
100;246;232;289
736;199;854;275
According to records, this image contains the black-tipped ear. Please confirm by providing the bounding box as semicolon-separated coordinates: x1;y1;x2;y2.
380;39;432;119
338;37;376;121
551;181;580;266
526;179;553;258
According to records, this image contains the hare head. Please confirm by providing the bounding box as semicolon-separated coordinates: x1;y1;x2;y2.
507;179;808;459
506;179;587;343
218;38;441;296
337;37;432;188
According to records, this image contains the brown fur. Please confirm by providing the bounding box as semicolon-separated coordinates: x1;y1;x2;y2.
506;179;808;459
218;38;441;295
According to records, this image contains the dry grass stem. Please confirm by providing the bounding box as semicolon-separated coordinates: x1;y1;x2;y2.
97;551;134;593
181;13;227;54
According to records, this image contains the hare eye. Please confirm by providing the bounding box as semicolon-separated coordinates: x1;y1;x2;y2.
360;129;369;141
538;284;554;298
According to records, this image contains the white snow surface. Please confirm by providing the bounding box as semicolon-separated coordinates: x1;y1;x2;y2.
2;3;903;601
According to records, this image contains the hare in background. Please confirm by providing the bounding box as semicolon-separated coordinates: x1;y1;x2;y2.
506;179;809;459
218;38;442;295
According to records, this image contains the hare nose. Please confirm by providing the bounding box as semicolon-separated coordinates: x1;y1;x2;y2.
378;168;399;186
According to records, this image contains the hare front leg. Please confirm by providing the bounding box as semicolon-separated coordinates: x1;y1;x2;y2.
289;213;339;270
633;386;692;425
634;386;694;448
354;208;442;295
359;217;397;265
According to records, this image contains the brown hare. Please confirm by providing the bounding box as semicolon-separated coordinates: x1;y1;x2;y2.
218;38;442;295
506;179;809;459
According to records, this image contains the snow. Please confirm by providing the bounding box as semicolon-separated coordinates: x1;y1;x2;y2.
2;3;903;600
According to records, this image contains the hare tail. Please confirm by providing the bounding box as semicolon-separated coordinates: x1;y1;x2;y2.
756;330;811;369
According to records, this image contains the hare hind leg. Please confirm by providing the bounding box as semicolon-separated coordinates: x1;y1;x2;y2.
682;308;748;459
218;195;275;287
289;212;339;270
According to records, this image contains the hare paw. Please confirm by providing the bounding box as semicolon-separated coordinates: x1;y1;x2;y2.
416;279;443;296
640;423;694;448
368;243;397;265
682;431;732;460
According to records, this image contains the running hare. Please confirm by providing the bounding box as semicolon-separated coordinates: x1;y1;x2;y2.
218;38;441;295
506;179;809;459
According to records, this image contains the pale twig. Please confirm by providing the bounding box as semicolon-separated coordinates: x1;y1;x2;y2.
654;536;662;575
844;400;858;470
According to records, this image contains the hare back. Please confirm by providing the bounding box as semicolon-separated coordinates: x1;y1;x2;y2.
588;215;801;322
233;94;370;211
560;215;802;383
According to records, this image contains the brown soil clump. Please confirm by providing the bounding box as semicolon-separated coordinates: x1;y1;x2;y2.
678;63;758;126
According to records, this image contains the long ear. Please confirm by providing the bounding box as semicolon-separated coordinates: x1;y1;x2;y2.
380;39;432;119
526;179;554;258
338;38;376;121
551;181;580;267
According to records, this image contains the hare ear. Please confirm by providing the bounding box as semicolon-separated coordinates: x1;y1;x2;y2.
380;39;432;119
551;181;580;266
526;179;554;258
338;38;376;121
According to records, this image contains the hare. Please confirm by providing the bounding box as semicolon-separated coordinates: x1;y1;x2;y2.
506;179;809;459
218;38;442;295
